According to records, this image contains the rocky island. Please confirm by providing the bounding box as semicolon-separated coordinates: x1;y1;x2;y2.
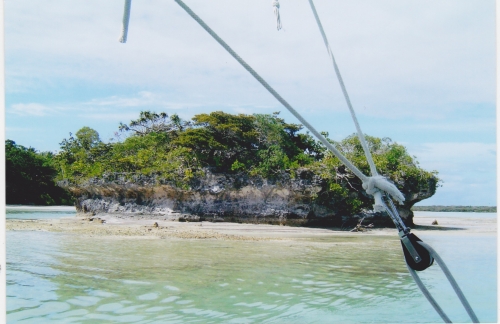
55;111;438;227
8;111;439;227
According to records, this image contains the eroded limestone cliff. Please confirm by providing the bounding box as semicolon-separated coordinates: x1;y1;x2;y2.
60;168;437;227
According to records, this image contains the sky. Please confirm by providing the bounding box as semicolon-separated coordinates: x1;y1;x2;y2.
3;0;496;206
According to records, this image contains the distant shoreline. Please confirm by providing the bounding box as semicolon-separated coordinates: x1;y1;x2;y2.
412;206;496;213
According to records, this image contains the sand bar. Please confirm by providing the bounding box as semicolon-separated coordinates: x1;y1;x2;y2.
6;211;496;241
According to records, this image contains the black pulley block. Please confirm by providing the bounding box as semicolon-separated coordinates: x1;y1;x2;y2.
401;233;434;271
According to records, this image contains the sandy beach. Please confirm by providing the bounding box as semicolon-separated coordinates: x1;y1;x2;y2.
6;211;496;241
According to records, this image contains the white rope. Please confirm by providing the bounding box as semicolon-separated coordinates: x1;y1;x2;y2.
174;0;368;183
362;175;404;204
406;264;452;323
119;0;132;43
418;241;480;323
307;0;376;177
272;1;282;31
306;0;405;208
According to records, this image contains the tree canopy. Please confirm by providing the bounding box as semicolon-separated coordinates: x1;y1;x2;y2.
54;111;329;184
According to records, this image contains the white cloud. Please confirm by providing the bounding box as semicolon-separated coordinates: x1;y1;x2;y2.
9;103;55;116
83;92;205;111
410;142;496;170
231;107;255;115
408;142;496;205
81;112;140;122
5;126;39;132
5;0;495;116
85;91;159;108
7;92;211;125
407;120;496;133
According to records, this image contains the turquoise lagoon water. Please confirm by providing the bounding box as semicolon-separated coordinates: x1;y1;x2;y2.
6;208;497;323
6;206;77;220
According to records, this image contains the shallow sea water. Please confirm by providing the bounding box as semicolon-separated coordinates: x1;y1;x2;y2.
6;208;497;323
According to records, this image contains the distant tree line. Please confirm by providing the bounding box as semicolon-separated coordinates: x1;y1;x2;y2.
412;206;496;213
5;140;73;205
6;110;439;213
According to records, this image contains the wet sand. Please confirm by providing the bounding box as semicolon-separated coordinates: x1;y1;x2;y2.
6;212;496;240
413;214;496;236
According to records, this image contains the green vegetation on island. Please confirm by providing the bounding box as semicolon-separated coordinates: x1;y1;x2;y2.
412;206;496;213
6;111;440;214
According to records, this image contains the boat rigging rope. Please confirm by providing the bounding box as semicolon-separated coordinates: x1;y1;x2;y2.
406;264;452;323
272;1;282;31
306;1;479;322
417;241;480;323
119;0;132;43
406;242;480;323
306;0;377;178
306;0;404;211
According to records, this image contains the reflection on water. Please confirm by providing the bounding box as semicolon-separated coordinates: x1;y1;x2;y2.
6;212;497;323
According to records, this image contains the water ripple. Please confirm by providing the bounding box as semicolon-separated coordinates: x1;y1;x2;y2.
6;226;497;323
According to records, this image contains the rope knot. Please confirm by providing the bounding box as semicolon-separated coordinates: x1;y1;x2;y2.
272;0;282;31
362;175;405;204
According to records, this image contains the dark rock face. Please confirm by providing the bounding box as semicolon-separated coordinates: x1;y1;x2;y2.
397;175;439;226
61;168;437;227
